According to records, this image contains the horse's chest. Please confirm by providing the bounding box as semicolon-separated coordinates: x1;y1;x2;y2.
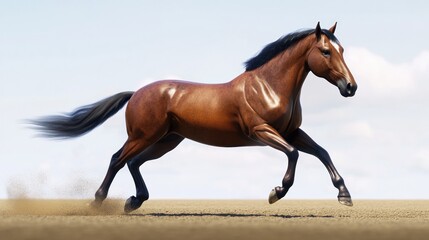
260;102;292;123
266;100;301;133
245;97;301;134
243;78;302;134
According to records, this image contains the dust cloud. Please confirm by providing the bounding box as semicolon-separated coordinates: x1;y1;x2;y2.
6;172;97;199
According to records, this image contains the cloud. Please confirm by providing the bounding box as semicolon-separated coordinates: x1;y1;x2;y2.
346;47;413;96
345;47;429;98
338;120;374;139
412;51;429;74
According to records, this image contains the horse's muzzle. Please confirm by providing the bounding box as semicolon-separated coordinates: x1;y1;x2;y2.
337;79;357;97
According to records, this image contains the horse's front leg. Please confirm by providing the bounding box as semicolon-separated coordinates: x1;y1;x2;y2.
287;128;353;206
252;124;299;204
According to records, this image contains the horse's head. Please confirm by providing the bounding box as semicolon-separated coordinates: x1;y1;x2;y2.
307;22;357;97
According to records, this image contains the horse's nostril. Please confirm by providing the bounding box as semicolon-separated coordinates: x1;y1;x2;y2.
346;82;353;95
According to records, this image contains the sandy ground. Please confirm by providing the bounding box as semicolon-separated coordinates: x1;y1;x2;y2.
0;199;428;240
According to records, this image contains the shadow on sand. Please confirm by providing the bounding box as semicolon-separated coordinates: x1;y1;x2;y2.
129;212;336;219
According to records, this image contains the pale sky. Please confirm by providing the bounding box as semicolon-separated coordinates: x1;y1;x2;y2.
1;1;428;200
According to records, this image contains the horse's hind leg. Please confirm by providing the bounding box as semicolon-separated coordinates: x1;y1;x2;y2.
124;134;184;213
91;147;124;207
91;138;155;208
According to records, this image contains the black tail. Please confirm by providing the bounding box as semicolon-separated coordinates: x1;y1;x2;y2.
29;91;134;139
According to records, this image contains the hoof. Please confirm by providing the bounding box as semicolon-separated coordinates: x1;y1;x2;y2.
338;196;353;207
124;196;143;213
268;188;280;204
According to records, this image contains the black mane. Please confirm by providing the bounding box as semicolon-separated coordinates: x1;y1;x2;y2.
244;28;340;71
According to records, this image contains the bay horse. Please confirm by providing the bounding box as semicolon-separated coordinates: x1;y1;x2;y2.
31;22;357;213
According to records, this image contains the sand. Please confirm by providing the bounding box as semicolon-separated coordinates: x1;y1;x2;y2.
0;199;428;240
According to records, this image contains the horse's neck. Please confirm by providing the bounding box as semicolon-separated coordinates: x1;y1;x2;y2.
255;42;310;101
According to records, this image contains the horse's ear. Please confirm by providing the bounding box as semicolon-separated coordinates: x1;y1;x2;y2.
329;22;337;34
315;22;322;41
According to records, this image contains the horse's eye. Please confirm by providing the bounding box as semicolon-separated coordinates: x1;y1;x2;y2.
321;49;331;57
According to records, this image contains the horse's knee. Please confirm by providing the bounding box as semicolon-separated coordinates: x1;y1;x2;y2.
127;159;136;170
287;149;299;161
127;158;144;171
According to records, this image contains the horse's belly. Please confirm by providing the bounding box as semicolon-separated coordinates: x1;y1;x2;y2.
179;128;258;147
170;113;258;147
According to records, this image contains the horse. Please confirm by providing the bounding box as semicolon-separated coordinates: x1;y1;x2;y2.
31;22;357;213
